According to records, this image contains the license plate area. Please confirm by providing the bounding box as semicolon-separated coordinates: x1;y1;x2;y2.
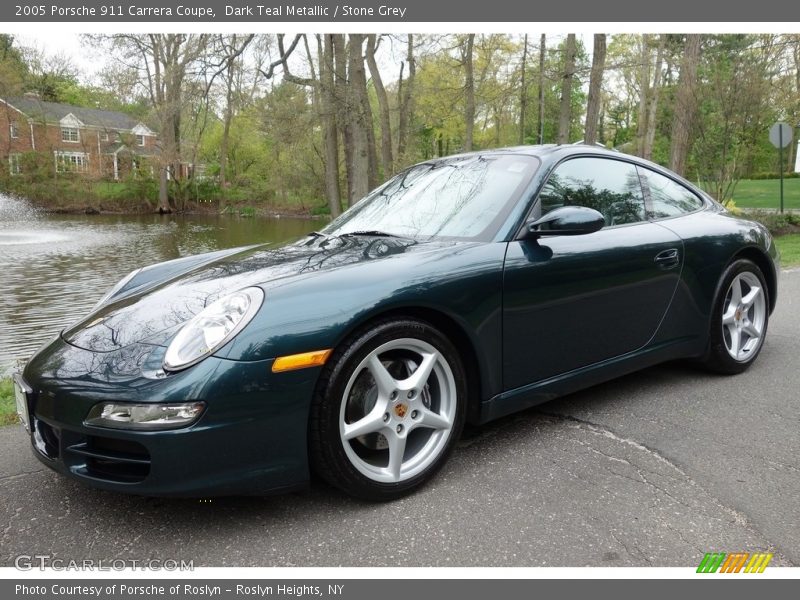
13;374;32;433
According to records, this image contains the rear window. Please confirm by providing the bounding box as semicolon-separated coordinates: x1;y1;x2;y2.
640;168;704;219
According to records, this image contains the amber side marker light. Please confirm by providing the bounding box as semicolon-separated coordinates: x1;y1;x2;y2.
272;349;332;373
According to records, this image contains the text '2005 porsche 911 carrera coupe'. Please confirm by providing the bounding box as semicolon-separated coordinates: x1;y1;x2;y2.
15;145;778;500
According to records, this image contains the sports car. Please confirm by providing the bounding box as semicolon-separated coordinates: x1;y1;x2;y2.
16;145;779;500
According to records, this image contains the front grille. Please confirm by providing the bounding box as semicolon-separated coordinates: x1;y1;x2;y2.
65;436;151;483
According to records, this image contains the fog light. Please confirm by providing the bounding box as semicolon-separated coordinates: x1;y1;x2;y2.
84;402;205;430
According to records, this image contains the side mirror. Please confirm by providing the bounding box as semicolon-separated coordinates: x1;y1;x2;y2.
522;206;605;239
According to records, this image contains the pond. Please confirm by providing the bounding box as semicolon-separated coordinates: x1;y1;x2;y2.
0;193;318;374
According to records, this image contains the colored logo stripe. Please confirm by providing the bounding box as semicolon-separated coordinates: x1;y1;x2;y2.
697;553;726;573
697;552;773;573
744;553;773;573
719;553;749;573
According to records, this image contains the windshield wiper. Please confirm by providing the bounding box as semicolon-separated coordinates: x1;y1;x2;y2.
340;230;400;238
307;231;331;239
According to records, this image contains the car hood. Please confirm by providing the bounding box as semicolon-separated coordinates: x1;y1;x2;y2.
62;235;447;353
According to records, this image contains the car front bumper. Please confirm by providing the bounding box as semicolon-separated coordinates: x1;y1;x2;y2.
20;337;321;496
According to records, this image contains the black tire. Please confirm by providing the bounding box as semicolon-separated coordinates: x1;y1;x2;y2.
309;318;467;501
699;259;769;375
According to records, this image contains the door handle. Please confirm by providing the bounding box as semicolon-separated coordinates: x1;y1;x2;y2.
654;248;680;269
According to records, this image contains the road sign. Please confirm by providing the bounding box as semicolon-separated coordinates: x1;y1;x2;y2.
769;122;794;213
769;122;793;148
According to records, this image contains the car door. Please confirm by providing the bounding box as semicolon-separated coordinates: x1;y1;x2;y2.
502;156;684;390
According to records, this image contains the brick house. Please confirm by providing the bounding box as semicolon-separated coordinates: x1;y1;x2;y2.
0;94;160;180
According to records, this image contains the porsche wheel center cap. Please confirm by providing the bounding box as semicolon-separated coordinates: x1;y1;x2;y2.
394;403;408;419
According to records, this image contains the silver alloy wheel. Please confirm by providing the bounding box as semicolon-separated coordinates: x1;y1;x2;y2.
722;271;766;361
339;338;457;484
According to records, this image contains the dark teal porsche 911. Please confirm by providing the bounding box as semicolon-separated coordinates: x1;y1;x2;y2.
15;145;779;500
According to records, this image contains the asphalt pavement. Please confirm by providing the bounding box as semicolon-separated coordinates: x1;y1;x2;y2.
2;271;799;568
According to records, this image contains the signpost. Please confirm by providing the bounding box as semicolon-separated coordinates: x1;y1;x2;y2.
769;122;793;213
795;140;800;174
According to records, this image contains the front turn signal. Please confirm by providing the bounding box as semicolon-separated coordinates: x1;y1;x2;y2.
272;349;332;373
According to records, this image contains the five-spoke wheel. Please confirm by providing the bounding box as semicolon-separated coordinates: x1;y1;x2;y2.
701;259;770;374
310;318;466;500
721;271;766;362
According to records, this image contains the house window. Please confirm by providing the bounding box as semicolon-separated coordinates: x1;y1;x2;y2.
136;134;145;146
10;122;19;139
55;151;88;173
61;127;80;143
100;131;109;142
9;154;21;175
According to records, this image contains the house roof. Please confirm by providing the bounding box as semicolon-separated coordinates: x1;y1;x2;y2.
4;96;153;133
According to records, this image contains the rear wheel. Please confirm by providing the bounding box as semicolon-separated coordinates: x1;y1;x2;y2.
700;259;769;374
309;318;466;501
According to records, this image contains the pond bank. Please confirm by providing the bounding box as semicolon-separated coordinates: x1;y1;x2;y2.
41;203;327;220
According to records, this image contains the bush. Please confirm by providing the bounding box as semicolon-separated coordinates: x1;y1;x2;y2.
722;198;744;215
742;210;800;234
747;172;800;180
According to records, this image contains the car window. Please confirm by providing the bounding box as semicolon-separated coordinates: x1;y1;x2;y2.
539;157;646;227
640;168;704;218
324;154;539;240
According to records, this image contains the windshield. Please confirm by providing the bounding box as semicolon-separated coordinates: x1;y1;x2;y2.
323;154;539;240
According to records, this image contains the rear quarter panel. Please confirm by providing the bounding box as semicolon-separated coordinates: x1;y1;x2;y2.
652;210;778;349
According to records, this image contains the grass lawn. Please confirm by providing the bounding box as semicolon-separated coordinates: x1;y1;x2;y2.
732;178;800;210
0;378;19;427
775;234;800;268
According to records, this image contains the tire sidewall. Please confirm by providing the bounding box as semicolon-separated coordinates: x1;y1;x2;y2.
310;318;467;501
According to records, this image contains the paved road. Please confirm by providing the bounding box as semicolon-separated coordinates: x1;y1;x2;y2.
2;271;799;568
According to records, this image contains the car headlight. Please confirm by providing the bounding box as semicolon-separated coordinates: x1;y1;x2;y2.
84;401;205;430
92;268;142;310
163;287;264;371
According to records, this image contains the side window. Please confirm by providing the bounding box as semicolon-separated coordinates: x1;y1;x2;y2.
539;157;646;226
640;168;704;218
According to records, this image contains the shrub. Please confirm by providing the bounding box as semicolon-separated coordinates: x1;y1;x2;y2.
742;210;800;234
747;172;800;180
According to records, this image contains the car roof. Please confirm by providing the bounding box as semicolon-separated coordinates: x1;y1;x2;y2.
427;144;625;162
419;144;714;205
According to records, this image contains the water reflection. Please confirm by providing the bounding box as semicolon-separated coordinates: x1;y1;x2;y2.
0;194;317;373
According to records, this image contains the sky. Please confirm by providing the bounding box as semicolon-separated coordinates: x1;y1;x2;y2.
18;34;103;80
16;32;581;89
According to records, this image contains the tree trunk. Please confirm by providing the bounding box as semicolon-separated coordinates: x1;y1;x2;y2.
158;167;170;213
584;34;607;146
464;34;476;152
366;34;394;178
635;35;651;157
331;34;353;205
537;34;546;144
519;34;528;145
642;35;666;160
346;34;370;205
218;53;235;191
669;34;702;176
319;34;342;217
396;35;416;163
557;34;577;144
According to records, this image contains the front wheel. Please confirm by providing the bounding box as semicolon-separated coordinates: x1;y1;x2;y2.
700;259;769;374
309;318;466;501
